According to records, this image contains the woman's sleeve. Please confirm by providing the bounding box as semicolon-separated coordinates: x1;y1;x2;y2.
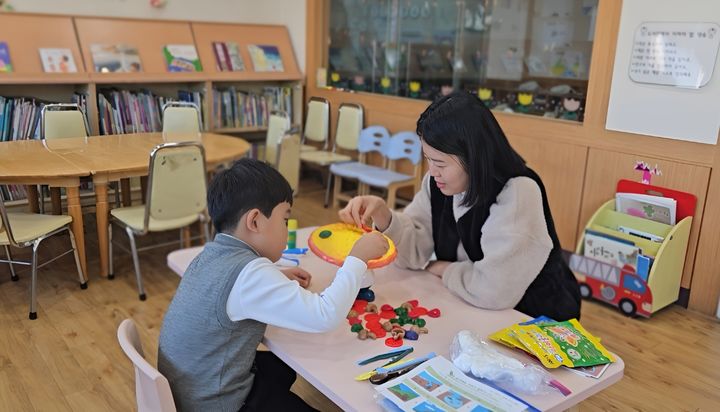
382;173;436;270
441;177;554;310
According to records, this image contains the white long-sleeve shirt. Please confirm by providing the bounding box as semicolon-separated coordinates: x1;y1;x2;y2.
383;173;553;310
225;244;367;333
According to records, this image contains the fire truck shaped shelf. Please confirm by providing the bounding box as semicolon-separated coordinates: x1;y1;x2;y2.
570;199;692;317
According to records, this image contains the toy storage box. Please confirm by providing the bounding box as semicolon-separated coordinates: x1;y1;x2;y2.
570;199;692;317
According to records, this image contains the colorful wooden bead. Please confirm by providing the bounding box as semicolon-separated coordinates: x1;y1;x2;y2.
428;308;441;318
350;324;363;333
404;330;419;340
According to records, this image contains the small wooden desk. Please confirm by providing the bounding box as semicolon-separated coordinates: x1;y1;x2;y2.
167;227;625;411
58;132;250;277
0;139;90;277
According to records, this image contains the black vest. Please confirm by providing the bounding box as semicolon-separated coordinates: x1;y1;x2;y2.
430;169;581;321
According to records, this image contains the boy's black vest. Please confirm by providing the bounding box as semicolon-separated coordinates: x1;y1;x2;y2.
430;169;581;321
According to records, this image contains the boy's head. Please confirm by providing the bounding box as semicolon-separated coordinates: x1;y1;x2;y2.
208;158;293;261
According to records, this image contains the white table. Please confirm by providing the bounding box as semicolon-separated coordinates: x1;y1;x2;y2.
167;227;624;411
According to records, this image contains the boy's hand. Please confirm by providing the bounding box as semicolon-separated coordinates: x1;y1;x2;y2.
349;231;390;263
280;267;312;289
339;195;392;232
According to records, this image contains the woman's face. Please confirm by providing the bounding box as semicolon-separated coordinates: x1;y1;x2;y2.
422;141;469;196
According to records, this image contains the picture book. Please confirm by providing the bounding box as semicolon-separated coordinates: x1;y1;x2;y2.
90;44;143;73
39;48;78;73
583;229;641;271
615;192;676;225
247;44;284;72
163;44;202;72
212;41;245;72
0;42;12;72
375;356;535;412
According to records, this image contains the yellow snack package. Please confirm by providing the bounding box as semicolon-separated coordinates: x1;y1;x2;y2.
511;319;615;369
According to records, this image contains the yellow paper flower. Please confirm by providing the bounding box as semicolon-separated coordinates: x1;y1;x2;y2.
409;81;420;92
478;88;492;100
518;93;533;106
381;77;391;88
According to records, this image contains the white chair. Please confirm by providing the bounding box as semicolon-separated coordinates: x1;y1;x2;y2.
300;103;364;207
117;319;177;412
275;131;302;194
162;101;202;133
358;131;423;210
109;142;210;300
329;126;390;208
40;103;99;214
1;189;87;319
300;97;329;152
166;246;203;277
264;111;291;166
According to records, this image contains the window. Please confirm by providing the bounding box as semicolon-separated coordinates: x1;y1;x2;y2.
326;0;599;122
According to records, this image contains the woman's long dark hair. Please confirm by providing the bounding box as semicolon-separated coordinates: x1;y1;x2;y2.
416;91;528;208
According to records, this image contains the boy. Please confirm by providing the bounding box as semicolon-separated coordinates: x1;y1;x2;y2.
158;159;388;411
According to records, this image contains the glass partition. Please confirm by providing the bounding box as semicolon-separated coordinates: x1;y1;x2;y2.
326;0;599;122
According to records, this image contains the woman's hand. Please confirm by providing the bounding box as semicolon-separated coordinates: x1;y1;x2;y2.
280;267;312;288
338;195;392;231
426;261;451;278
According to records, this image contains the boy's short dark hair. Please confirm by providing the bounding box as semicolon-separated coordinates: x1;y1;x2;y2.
207;158;294;233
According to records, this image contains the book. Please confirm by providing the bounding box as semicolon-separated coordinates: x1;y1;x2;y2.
375;356;535;412
162;44;202;72
615;192;676;225
0;42;12;72
39;48;78;73
584;229;641;271
212;41;245;71
247;44;284;72
90;44;143;73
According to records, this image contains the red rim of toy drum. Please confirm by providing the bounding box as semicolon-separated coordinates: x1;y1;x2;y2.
308;225;397;269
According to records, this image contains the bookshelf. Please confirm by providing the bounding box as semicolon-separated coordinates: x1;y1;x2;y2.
0;13;304;206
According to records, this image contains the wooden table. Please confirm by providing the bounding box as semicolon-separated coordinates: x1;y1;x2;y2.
1;133;250;278
166;227;625;411
0;139;90;277
57;132;250;277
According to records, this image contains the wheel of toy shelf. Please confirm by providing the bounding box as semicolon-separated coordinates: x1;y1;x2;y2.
308;223;397;302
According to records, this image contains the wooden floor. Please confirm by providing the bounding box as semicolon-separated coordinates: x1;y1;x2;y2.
1;179;719;411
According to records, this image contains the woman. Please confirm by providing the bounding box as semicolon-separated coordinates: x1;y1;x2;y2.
339;91;581;320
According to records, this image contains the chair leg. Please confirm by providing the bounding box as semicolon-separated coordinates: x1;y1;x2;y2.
125;227;146;301
4;245;18;281
332;174;342;209
108;224;115;279
387;186;397;211
203;220;211;244
324;171;333;208
68;228;88;289
29;240;40;320
39;185;46;214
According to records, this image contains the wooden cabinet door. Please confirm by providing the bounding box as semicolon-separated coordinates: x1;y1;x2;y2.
508;135;588;251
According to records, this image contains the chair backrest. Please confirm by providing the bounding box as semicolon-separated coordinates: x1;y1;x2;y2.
144;142;207;232
264;111;290;166
303;97;329;147
334;103;364;152
357;126;390;166
41;103;90;139
276;130;301;193
162;101;202;133
117;319;177;412
386;131;422;165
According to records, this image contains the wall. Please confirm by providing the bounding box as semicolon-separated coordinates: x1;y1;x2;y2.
306;0;720;316
7;0;307;71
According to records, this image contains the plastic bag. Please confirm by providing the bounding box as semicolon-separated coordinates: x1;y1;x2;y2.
449;330;556;395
